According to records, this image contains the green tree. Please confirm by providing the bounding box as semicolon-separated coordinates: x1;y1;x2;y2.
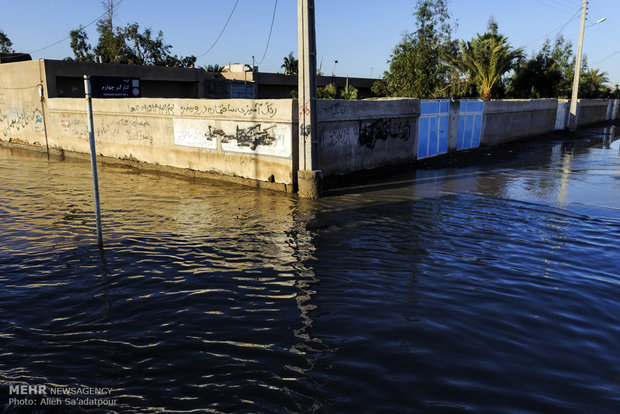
455;30;523;100
122;23;195;67
203;64;224;73
69;0;195;67
318;83;338;99
375;0;454;98
94;18;127;63
509;36;574;98
69;26;94;62
340;84;358;100
281;51;298;75
0;29;14;53
579;66;609;98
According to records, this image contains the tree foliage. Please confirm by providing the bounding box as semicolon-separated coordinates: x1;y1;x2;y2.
0;29;14;53
203;64;224;73
376;3;615;100
509;36;573;98
69;27;94;62
376;0;454;98
316;83;358;100
340;84;358;100
68;1;195;67
452;20;523;100
281;51;298;75
509;36;611;99
579;66;610;98
455;34;523;100
318;83;338;99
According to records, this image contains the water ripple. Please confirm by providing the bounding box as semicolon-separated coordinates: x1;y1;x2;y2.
2;140;620;413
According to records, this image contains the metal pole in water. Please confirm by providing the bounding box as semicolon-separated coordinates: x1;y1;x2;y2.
84;75;104;249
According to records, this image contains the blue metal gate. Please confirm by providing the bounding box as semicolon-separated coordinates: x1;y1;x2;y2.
457;100;484;150
418;100;449;159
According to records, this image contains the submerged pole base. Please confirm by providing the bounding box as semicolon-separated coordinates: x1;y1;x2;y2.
297;169;323;198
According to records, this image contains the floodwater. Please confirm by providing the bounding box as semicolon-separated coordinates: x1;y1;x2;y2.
1;126;619;413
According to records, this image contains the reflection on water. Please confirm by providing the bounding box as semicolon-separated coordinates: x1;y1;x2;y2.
1;126;620;413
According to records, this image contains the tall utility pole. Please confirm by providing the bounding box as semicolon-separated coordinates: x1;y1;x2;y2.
297;0;322;197
569;0;588;131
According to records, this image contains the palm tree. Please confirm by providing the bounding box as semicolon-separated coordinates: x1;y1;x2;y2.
203;64;224;73
456;34;523;100
579;68;610;98
281;51;298;75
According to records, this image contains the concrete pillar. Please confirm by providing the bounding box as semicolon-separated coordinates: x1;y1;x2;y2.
297;170;323;198
555;100;569;130
568;0;587;131
297;0;322;197
447;99;460;152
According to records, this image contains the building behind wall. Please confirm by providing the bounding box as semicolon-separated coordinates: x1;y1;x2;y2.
22;59;377;100
42;59;207;98
219;65;376;99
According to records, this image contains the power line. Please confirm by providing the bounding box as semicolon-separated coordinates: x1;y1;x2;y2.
593;49;620;65
595;24;620;43
533;0;582;14
523;8;581;48
197;0;240;58
29;0;126;55
255;0;278;65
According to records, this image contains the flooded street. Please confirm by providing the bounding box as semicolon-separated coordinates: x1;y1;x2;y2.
1;127;619;413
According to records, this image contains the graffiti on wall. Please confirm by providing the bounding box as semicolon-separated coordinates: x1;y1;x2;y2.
319;102;346;117
219;124;276;150
0;105;44;138
57;114;154;144
96;118;154;145
173;118;291;157
358;118;411;149
322;126;355;147
129;101;278;119
127;103;175;115
59;113;87;137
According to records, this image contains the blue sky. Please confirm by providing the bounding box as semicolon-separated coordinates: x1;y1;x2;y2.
1;0;619;86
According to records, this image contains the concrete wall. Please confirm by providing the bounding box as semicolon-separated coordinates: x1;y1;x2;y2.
481;99;558;146
43;97;297;190
578;99;611;125
3;60;620;195
0;60;48;148
316;99;419;175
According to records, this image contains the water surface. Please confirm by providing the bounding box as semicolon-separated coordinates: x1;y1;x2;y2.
1;128;619;413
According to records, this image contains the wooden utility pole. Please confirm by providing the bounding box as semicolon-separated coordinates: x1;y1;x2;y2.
568;0;588;131
297;0;322;197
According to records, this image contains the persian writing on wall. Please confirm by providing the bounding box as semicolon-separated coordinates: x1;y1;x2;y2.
0;104;44;138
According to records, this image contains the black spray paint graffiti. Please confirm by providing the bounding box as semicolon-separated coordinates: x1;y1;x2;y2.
300;124;311;137
358;118;411;149
206;124;276;150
